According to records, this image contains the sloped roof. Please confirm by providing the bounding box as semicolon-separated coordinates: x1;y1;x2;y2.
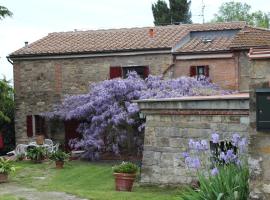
176;36;234;53
230;26;270;49
248;47;270;59
9;22;246;57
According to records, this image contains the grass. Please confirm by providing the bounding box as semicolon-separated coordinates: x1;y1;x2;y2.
0;195;26;200
10;160;181;200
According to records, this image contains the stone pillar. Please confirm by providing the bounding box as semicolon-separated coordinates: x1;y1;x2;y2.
249;55;270;199
136;94;249;185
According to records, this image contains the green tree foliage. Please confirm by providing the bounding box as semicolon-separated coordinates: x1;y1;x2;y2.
152;0;192;26
0;78;15;154
0;5;13;20
0;78;14;125
169;0;192;24
212;2;270;28
152;0;170;26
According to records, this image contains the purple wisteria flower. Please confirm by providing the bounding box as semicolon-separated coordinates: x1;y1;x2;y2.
46;71;232;159
211;133;219;144
211;167;219;176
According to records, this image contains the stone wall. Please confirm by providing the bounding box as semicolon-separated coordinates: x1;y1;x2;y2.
249;58;270;200
136;94;249;185
12;53;172;144
238;51;251;92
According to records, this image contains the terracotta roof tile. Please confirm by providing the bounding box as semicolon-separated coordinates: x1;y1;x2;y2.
10;22;246;57
176;36;234;53
230;26;270;49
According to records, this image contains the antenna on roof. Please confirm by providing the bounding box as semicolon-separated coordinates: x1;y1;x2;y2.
198;0;205;24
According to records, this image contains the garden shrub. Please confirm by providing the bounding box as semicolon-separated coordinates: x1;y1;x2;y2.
47;72;232;159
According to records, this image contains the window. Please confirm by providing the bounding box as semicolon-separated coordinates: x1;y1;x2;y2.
109;66;149;79
190;65;209;79
26;115;46;137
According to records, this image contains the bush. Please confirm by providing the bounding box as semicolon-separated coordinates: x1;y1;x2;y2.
112;161;139;174
27;146;47;162
179;164;249;200
49;150;69;162
0;157;15;174
180;133;249;200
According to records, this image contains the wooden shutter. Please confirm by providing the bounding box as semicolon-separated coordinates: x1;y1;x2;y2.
143;66;150;78
204;65;209;77
109;66;122;79
26;115;33;137
190;66;197;77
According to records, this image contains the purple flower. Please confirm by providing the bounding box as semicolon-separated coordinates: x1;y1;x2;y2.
182;152;189;159
232;133;241;146
45;71;232;160
189;139;195;149
220;149;237;164
238;138;247;153
211;167;219;176
211;133;220;144
191;157;201;169
200;140;208;150
185;157;201;169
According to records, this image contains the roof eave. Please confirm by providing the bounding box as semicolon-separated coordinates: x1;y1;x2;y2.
173;49;231;55
8;47;172;61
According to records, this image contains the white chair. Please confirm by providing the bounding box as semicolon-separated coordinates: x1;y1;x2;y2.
44;139;54;146
15;144;28;156
47;143;60;153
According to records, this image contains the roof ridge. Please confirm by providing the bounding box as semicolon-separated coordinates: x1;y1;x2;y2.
48;21;247;35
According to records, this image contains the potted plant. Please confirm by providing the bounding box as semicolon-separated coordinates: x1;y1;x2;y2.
27;146;47;163
112;161;139;192
49;150;70;169
0;157;15;183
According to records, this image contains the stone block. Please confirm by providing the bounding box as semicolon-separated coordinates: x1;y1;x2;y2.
156;137;170;147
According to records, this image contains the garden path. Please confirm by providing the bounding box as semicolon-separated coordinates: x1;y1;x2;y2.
0;183;89;200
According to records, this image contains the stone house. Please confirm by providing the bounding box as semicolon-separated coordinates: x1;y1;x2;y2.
7;22;270;146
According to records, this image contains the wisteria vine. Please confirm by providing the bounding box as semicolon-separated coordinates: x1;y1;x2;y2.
47;72;232;159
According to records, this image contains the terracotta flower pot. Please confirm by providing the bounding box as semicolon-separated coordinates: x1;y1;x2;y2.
0;173;8;183
36;135;44;145
55;161;64;169
114;173;136;192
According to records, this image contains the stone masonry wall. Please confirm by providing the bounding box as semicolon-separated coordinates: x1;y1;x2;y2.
249;58;270;200
13;53;172;144
136;95;249;185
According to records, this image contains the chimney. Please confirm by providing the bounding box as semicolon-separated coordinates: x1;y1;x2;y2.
24;41;29;47
149;28;155;38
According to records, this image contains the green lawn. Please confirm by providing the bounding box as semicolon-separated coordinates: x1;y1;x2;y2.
9;160;181;200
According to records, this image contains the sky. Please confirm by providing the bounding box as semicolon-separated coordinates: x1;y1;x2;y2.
0;0;269;82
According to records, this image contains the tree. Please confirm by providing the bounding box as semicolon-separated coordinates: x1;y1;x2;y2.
0;78;14;125
47;72;230;160
169;0;192;24
0;5;13;20
212;2;269;28
0;78;15;154
152;0;170;26
152;0;192;26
